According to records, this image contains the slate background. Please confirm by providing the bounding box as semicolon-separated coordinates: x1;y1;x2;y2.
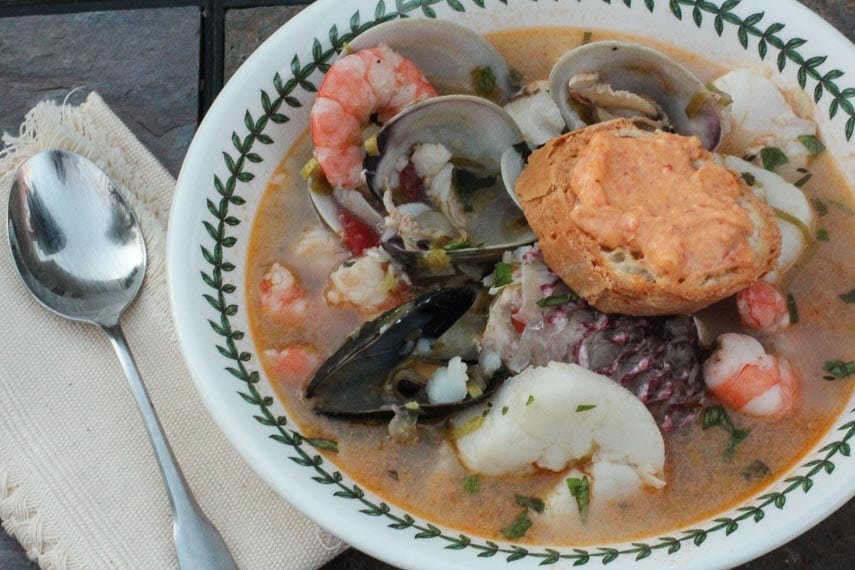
0;0;852;568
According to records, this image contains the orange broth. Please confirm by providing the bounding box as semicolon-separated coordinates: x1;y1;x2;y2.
246;28;855;544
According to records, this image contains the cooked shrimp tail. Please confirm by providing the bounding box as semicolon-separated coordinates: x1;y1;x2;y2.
703;333;798;418
311;43;437;190
736;281;790;334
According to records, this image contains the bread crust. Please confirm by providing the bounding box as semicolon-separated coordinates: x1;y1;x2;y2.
515;119;781;316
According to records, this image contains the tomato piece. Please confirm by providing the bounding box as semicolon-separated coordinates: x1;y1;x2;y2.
398;161;424;202
338;210;379;256
511;311;526;334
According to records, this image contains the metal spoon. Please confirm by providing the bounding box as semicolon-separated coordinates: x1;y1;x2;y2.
7;150;239;570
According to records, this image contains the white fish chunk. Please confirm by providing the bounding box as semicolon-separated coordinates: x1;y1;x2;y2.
504;80;568;148
713;70;817;182
723;155;814;283
452;362;665;484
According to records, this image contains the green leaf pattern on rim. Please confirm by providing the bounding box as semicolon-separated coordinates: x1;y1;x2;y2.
198;0;855;564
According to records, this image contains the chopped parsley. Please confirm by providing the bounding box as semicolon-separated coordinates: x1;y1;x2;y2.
812;199;829;216
463;474;481;494
526;395;535;406
787;293;799;324
493;262;514;287
740;171;756;186
760;146;789;171
794;172;812;188
566;476;590;521
702;405;750;462
576;404;597;412
823;360;855;380
816;228;830;242
830;200;854;215
515;494;545;514
509;68;525;92
741;460;771;481
304;437;339;453
537;292;580;307
471;66;499;101
798;134;826;157
839;289;855;303
500;509;532;540
581;30;593;44
502;406;509;416
443;239;472;251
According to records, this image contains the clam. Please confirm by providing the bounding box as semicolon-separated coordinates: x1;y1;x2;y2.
347;18;513;103
305;287;504;416
364;94;536;268
548;41;728;150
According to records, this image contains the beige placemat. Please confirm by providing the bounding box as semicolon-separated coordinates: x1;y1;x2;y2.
0;92;346;569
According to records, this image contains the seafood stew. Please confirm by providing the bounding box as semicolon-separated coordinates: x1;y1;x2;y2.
247;26;855;544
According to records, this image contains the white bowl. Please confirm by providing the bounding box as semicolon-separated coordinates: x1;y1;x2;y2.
167;1;855;568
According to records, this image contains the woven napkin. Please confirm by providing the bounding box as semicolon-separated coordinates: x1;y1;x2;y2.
0;92;346;569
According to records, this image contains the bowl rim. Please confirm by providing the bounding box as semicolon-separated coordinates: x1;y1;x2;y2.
167;1;855;568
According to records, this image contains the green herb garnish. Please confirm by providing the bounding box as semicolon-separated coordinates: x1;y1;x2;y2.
536;292;580;307
463;474;481;494
787;293;799;324
830;200;854;215
798;134;826;157
515;494;545;514
760;147;789;171
576;404;597;412
740;172;756;186
794;172;812;188
813;199;829;216
702;405;750;462
566;476;590;521
500;509;533;539
526;395;535;406
816;228;830;241
502;406;509;416
684;90;711;119
471;65;499;101
493;262;513;287
839;289;855;303
304;437;339;453
772;207;812;243
443;239;474;251
451;415;484;439
741;460;771;481
581;31;593;44
824;360;855;379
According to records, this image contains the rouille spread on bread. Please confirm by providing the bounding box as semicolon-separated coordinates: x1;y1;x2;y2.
570;130;754;281
515;118;781;316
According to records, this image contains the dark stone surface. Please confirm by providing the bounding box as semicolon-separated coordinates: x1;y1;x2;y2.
224;5;309;83
0;1;852;569
0;7;199;177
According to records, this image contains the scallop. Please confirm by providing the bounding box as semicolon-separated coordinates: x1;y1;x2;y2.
548;41;728;150
347;18;512;102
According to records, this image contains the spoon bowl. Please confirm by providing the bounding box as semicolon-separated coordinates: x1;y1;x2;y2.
7;150;237;570
8;150;145;325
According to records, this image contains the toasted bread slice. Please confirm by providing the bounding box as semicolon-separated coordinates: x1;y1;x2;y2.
514;118;781;316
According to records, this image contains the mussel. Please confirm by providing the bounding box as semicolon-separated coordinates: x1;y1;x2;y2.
347;18;513;102
548;41;729;150
305;287;504;416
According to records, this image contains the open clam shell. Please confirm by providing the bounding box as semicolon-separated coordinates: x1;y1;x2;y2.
305;286;501;416
347;18;512;103
364;95;535;266
549;41;727;150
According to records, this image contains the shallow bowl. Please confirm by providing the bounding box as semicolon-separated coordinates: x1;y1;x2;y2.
168;1;855;568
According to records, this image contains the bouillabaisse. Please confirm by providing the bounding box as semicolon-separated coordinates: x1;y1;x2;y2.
246;27;855;545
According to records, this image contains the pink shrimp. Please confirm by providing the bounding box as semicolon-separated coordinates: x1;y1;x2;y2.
311;43;437;189
263;344;322;389
260;262;307;320
703;333;798;418
736;281;790;334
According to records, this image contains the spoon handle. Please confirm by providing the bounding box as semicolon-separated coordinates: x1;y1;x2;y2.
102;322;239;570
